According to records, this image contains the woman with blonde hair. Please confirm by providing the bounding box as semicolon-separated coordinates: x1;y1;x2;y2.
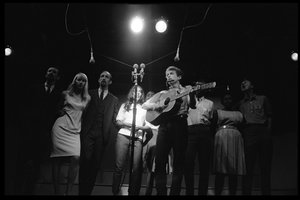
50;72;91;195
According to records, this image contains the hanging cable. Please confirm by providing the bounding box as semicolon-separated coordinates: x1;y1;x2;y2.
65;4;87;35
174;3;212;62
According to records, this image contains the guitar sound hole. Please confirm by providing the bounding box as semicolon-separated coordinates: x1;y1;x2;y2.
164;97;170;105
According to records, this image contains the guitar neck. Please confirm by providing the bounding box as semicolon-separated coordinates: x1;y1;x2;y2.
170;90;189;102
170;82;216;102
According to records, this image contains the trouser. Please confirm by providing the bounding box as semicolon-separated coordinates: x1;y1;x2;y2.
242;124;273;195
79;129;105;195
13;132;50;195
112;134;143;195
184;124;212;195
155;114;188;195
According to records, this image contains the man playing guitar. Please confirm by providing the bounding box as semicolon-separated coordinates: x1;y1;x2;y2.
142;66;192;195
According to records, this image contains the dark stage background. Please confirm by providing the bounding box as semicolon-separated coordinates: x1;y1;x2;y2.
5;3;298;195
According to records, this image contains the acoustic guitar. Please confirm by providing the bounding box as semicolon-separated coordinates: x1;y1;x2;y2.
146;82;216;125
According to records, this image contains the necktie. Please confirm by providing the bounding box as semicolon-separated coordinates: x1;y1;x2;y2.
99;90;104;101
46;86;51;94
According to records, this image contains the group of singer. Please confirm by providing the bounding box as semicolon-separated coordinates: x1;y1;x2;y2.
11;65;272;196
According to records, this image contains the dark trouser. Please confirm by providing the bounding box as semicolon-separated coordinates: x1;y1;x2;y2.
112;134;143;195
215;173;238;195
184;124;212;195
242;124;273;195
13;132;50;195
144;139;156;195
155;115;188;195
79;128;106;195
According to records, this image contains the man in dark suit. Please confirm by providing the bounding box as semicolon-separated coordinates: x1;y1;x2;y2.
13;66;61;195
79;70;119;195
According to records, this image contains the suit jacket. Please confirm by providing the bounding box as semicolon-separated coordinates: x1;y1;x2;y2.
18;83;61;139
80;89;118;146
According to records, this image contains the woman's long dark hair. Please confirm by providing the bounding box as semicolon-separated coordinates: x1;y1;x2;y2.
124;85;145;111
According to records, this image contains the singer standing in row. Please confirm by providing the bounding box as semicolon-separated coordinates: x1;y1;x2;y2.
142;91;174;195
142;66;192;195
51;73;91;195
13;66;61;195
78;71;119;195
112;85;151;195
184;81;215;195
234;79;273;195
211;90;246;195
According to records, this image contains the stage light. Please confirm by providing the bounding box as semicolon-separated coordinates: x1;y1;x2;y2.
130;16;144;33
155;19;168;33
5;46;12;56
291;52;298;61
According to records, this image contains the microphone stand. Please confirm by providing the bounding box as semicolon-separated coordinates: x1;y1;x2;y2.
128;64;144;195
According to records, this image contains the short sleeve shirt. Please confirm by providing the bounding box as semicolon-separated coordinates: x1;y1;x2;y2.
116;103;147;139
237;94;272;124
187;97;214;126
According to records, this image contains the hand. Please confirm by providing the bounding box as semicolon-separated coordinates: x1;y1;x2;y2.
143;129;153;146
190;90;196;97
135;125;141;131
156;99;168;111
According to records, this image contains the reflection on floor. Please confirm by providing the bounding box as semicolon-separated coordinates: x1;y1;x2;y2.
5;131;298;195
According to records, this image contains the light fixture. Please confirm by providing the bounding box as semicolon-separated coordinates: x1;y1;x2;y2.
130;16;144;33
155;18;168;33
5;45;12;56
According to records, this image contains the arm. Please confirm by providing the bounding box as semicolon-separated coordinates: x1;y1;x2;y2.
112;97;119;129
142;91;167;111
209;109;218;137
263;96;272;131
116;114;152;134
116;120;132;129
189;89;196;109
142;126;153;146
57;91;67;117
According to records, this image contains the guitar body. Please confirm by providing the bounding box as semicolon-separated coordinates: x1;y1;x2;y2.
146;90;182;126
146;82;216;126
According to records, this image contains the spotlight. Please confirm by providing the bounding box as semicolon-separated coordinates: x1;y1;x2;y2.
291;52;298;61
155;18;168;33
5;45;12;56
130;16;144;33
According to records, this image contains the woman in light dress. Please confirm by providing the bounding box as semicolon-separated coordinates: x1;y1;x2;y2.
211;90;246;195
50;73;91;195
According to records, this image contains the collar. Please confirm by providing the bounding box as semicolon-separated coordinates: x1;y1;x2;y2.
243;94;257;102
45;82;54;90
98;88;108;94
198;96;205;101
169;84;184;92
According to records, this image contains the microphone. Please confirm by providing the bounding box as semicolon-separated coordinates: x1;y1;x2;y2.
133;64;138;72
174;47;180;62
89;51;95;64
132;64;138;80
140;63;145;82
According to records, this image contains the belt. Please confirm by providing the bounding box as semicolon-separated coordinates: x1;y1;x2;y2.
246;123;267;127
171;114;187;120
189;124;210;128
217;125;237;132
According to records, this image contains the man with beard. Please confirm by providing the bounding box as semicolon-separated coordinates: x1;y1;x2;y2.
78;71;119;195
13;66;61;195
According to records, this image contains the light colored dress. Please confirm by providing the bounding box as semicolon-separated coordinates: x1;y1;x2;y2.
213;109;246;175
50;93;89;157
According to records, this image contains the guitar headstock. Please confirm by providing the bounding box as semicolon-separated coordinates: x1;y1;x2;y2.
191;82;217;92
